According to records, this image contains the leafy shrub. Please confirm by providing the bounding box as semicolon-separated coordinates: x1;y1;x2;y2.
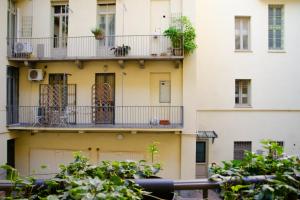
1;153;161;200
210;140;300;200
164;16;197;55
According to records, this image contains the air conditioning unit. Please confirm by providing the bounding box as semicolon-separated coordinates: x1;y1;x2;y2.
28;69;44;81
14;42;33;54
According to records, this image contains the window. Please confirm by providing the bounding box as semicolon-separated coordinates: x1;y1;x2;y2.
235;17;250;50
234;141;252;160
235;79;251;106
269;5;284;50
196;141;206;163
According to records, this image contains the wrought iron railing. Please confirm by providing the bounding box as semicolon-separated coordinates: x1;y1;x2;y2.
7;35;184;60
7;106;183;129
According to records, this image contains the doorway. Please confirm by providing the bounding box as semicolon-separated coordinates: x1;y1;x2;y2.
150;0;170;55
7;66;19;124
7;139;15;167
97;3;116;56
52;4;69;58
94;73;115;124
196;140;208;178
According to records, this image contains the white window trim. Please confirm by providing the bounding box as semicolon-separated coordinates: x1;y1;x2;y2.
235;79;251;107
235;16;251;51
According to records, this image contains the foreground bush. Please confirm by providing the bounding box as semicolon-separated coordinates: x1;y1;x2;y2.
210;140;300;200
1;153;161;200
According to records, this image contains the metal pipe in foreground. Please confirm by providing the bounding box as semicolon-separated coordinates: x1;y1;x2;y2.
0;176;276;200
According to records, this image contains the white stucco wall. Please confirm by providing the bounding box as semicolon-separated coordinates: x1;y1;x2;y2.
195;0;300;167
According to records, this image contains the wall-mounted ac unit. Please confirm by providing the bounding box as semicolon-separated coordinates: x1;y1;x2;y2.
28;69;44;81
14;42;33;54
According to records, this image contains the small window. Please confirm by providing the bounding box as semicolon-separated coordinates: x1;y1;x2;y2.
235;17;250;50
234;141;252;160
269;5;284;50
196;141;206;163
159;80;171;103
235;79;251;106
271;141;284;147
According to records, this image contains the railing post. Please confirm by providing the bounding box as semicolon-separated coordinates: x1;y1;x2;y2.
203;189;208;199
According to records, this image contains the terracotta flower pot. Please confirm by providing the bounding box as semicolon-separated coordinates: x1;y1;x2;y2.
95;34;104;40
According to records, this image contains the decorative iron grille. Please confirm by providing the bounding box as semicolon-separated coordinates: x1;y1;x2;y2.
39;84;76;125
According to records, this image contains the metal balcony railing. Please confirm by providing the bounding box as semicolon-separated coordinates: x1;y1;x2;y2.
7;106;183;129
7;35;184;60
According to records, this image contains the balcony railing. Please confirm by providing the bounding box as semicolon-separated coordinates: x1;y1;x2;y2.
7;35;184;61
7;106;183;129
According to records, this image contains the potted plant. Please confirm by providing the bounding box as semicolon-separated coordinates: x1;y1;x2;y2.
164;27;183;56
164;16;197;56
91;27;105;40
111;44;131;57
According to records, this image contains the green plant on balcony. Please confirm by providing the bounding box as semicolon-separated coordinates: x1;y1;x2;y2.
91;27;105;40
164;16;197;56
111;44;131;57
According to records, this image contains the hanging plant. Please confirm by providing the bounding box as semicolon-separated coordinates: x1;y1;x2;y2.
91;27;105;40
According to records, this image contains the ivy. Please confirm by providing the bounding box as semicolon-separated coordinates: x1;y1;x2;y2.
210;140;300;200
1;153;162;200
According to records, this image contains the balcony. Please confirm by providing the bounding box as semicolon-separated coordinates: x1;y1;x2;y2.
7;35;184;62
7;106;183;131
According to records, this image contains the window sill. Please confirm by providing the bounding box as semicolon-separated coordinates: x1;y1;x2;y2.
234;105;252;108
235;50;253;53
268;50;286;53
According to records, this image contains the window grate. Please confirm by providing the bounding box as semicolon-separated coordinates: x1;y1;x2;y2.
234;141;252;160
21;16;32;37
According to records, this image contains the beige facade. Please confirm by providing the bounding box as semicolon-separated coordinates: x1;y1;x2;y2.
1;0;300;180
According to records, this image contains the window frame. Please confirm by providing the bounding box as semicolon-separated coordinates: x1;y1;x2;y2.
268;5;284;50
235;79;251;107
235;16;251;51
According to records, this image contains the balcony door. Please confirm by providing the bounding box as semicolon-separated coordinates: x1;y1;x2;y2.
94;73;115;124
150;0;170;55
97;3;115;56
52;5;69;58
7;66;19;125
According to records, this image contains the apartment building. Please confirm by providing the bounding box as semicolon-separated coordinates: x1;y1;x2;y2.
1;0;300;180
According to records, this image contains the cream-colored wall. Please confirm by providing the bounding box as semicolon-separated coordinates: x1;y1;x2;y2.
197;110;300;164
193;0;300;171
196;0;300;109
15;132;181;179
19;61;182;107
15;0;183;38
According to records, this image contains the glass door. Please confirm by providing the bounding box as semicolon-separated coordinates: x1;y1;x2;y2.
97;4;115;55
52;5;68;57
